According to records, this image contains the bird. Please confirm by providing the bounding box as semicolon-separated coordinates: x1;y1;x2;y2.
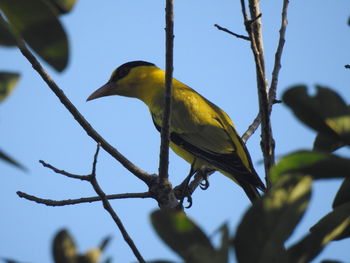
87;61;266;202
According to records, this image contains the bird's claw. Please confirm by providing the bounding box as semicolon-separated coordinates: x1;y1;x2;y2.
200;177;210;190
184;195;193;208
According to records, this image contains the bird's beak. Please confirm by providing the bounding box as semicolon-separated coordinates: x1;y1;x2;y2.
86;82;115;102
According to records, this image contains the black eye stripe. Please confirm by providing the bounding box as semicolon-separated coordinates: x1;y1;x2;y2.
110;61;155;82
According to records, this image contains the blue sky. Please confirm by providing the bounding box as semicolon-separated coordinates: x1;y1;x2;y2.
1;0;350;262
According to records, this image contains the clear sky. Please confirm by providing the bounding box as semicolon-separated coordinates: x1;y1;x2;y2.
1;0;349;262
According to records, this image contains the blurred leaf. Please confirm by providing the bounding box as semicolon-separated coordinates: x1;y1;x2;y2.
0;16;16;46
1;258;20;263
102;257;113;263
52;229;77;263
47;0;77;14
151;210;217;263
287;202;350;263
283;85;350;146
0;148;26;171
313;133;344;153
78;248;101;263
234;175;311;263
0;0;69;72
99;235;112;251
270;151;350;184
0;72;19;102
217;224;229;263
333;178;350;209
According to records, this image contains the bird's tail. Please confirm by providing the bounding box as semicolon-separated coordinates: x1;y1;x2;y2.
240;180;262;203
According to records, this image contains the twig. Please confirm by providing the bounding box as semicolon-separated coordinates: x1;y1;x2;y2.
214;24;250;40
158;0;174;183
345;64;350;69
17;191;151;206
88;144;146;263
10;32;152;185
39;160;89;180
269;0;289;107
241;112;261;143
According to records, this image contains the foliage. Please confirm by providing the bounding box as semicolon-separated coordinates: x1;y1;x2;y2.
150;86;350;263
52;229;112;263
0;0;76;170
3;229;112;263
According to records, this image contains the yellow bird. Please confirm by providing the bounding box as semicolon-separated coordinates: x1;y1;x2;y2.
87;61;265;202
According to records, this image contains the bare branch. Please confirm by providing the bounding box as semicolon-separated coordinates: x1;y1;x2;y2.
88;144;146;263
239;0;275;188
158;0;174;183
242;112;261;143
39;160;89;181
214;24;250;40
269;0;290;106
10;32;152;185
17;191;151;206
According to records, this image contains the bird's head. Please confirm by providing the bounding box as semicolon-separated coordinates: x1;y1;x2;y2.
87;60;159;102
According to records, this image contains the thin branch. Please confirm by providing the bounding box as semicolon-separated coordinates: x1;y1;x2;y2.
239;0;275;188
39;160;89;181
89;144;146;263
269;0;290;106
11;33;152;185
241;0;289;146
214;24;250;40
158;0;174;182
242;112;261;143
345;64;350;69
17;191;151;206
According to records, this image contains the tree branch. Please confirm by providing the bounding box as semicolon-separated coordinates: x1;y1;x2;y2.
239;0;275;188
158;0;174;183
39;160;89;180
269;0;289;107
214;24;250;40
17;191;151;206
88;144;146;263
11;33;152;185
241;0;289;147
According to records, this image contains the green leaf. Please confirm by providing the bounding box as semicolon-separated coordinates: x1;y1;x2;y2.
0;0;69;72
47;0;77;14
283;85;350;146
52;229;77;263
151;210;216;263
0;72;20;102
234;175;312;263
0;16;16;46
0;149;26;171
287;202;350;263
270;151;350;183
333;178;350;209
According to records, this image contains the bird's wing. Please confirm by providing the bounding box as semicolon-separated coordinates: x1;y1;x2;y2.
151;86;265;190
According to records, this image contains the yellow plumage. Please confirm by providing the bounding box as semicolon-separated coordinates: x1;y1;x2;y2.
87;61;265;202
